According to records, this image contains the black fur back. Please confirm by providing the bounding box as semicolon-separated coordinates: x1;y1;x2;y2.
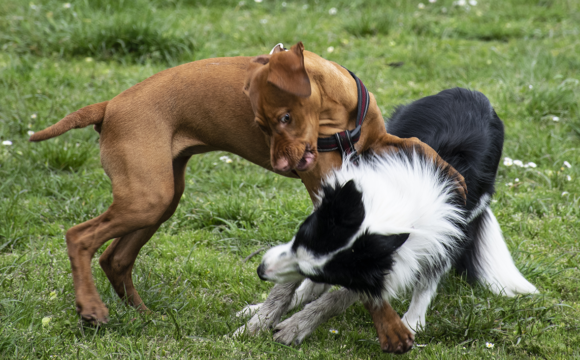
385;88;505;281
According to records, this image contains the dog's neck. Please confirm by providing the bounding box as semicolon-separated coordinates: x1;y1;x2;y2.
304;53;360;138
304;52;386;153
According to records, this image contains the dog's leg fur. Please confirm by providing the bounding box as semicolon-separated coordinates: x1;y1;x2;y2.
401;280;440;335
99;157;190;311
236;279;331;318
364;300;415;354
272;287;359;346
66;124;179;324
233;282;300;336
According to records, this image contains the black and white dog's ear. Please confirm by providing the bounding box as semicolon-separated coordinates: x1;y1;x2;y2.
324;180;365;228
380;233;410;252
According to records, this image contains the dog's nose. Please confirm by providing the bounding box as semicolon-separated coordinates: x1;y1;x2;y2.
273;157;290;172
257;263;267;281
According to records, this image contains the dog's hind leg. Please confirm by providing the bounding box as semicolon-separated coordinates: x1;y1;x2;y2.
99;156;190;311
401;280;440;334
236;280;331;318
66;135;178;324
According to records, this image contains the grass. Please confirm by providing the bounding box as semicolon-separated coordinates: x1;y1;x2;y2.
1;0;579;358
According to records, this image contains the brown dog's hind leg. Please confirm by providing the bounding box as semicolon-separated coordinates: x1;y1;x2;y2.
364;300;414;354
66;144;177;325
99;157;190;312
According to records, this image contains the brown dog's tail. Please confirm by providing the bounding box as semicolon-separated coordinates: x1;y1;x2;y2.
29;101;108;142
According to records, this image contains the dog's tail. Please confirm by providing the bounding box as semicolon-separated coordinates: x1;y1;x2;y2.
29;101;108;142
470;207;538;296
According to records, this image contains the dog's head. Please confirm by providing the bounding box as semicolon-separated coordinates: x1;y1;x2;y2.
244;42;320;173
257;179;410;297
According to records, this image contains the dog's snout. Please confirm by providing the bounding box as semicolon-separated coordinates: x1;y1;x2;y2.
257;263;267;281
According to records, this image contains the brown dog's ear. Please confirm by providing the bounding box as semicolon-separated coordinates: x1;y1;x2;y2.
244;55;271;95
269;43;286;54
267;42;311;97
252;54;271;65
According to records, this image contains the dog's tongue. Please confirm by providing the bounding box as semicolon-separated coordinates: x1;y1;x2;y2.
296;151;315;171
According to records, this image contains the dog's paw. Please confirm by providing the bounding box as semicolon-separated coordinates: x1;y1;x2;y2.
233;310;276;337
236;304;263;318
401;313;425;335
380;320;415;354
76;299;109;325
272;313;315;346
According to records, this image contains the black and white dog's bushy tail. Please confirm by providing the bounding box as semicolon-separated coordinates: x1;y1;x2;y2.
466;207;538;296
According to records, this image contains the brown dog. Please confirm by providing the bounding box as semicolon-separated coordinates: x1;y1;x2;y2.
31;42;465;352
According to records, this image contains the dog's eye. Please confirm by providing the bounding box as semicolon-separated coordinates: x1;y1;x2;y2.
280;113;291;124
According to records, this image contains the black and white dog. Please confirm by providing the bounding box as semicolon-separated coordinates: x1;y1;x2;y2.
236;88;538;345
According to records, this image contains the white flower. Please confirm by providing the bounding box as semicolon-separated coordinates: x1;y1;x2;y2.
441;6;447;12
486;342;494;349
27;130;35;136
30;3;37;10
329;7;337;15
562;191;569;196
563;161;571;168
527;162;537;168
503;157;513;166
63;3;71;8
329;329;339;334
282;2;286;7
416;344;428;347
513;160;524;167
42;317;52;327
85;57;93;62
469;0;477;5
528;84;533;89
31;113;37;119
515;178;519;182
454;0;466;6
429;0;437;3
260;18;268;24
506;182;513;186
2;140;12;146
552;116;559;121
567;175;572;181
254;0;262;3
327;46;335;53
418;3;425;9
302;4;308;9
219;155;232;163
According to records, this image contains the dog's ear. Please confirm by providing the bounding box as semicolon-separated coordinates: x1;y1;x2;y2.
244;55;271;96
379;233;410;252
324;180;365;228
269;43;286;55
267;42;311;97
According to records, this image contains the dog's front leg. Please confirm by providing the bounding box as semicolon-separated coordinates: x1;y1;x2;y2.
234;281;300;336
273;287;360;346
236;279;331;319
364;300;415;354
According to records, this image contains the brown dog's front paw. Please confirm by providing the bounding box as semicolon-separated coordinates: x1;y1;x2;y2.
379;318;415;354
77;300;109;325
364;300;415;354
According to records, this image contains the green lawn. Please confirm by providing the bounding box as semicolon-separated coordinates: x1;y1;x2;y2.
1;0;579;358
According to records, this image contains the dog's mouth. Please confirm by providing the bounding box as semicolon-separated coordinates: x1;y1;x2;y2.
295;144;316;171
